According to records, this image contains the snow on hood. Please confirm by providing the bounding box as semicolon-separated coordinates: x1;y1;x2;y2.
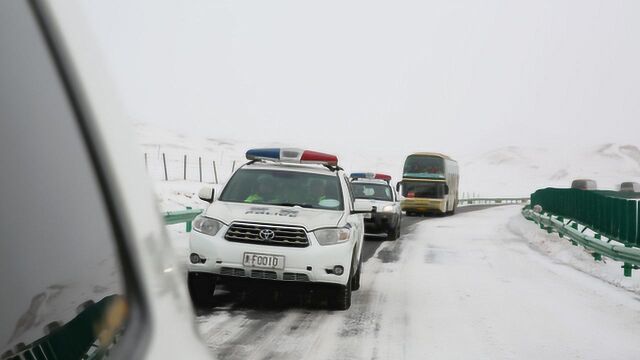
204;201;345;231
355;198;394;210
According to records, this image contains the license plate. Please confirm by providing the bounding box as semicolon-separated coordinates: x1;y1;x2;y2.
363;213;372;219
243;252;285;270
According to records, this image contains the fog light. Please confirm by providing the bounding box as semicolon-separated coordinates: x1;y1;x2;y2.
190;253;201;264
333;265;344;276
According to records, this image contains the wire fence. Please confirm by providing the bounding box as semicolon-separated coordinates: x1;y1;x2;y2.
143;151;244;183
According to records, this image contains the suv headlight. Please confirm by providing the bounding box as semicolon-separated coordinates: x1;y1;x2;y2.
192;216;224;236
314;227;351;246
382;205;394;213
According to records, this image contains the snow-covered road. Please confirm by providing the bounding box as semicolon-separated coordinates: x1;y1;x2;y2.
196;206;640;359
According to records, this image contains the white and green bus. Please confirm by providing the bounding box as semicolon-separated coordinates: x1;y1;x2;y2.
397;152;459;216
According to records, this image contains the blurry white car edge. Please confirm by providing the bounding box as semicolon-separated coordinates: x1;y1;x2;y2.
34;1;213;358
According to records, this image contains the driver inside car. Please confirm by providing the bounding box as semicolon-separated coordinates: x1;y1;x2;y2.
244;175;279;203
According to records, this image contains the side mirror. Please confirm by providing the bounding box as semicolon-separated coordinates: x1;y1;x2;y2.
444;185;450;195
198;186;215;203
396;181;401;192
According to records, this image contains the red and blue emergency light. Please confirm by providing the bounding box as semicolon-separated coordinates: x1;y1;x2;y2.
246;148;338;166
350;172;392;182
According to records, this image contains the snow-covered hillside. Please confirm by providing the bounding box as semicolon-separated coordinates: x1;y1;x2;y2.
461;143;640;197
134;124;640;207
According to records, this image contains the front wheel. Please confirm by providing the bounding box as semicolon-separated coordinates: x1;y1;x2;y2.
188;272;216;308
351;257;362;291
328;265;353;310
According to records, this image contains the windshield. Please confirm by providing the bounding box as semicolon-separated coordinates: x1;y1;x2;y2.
403;155;445;178
351;183;393;201
402;182;445;199
219;168;344;210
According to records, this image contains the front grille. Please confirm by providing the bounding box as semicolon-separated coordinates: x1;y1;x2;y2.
225;223;309;247
250;270;278;280
282;273;310;282
220;267;246;277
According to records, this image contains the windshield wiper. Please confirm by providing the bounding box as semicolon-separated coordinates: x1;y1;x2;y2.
271;202;314;208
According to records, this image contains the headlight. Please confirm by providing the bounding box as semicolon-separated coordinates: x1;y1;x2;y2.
192;216;224;236
314;227;351;246
382;205;395;213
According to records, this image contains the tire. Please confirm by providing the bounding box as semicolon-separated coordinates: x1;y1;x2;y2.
387;225;397;240
328;265;353;310
351;257;362;291
188;272;216;308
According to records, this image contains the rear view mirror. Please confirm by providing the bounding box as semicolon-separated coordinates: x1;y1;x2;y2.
198;186;215;203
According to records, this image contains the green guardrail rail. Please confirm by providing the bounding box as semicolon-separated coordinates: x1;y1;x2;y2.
524;188;640;277
164;207;203;232
530;188;640;247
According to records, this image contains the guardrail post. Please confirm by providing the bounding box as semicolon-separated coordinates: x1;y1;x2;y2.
623;263;632;277
186;206;193;232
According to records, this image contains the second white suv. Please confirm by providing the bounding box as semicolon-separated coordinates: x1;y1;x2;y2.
187;148;373;310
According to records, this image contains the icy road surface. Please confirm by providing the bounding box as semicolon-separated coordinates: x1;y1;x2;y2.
195;206;640;359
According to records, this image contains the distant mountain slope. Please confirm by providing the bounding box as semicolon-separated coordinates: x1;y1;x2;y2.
461;144;640;197
134;124;640;199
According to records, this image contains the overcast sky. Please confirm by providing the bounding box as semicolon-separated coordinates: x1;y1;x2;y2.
80;0;640;156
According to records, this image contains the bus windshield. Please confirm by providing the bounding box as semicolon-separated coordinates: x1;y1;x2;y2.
402;182;445;199
403;155;445;178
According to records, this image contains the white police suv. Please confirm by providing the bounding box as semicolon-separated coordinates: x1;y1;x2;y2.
350;173;403;240
187;148;374;310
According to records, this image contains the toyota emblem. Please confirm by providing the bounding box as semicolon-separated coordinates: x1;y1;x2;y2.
259;229;275;241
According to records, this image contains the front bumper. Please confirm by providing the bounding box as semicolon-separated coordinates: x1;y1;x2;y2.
187;228;353;286
364;212;397;233
401;198;446;213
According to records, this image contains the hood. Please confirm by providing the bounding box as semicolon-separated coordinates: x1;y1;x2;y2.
355;198;394;210
204;201;345;231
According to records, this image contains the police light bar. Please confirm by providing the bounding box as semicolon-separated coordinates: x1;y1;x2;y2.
246;148;338;166
350;173;392;182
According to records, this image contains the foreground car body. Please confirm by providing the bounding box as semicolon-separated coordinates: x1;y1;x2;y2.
0;2;212;359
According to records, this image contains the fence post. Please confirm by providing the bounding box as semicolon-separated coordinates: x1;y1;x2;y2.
213;161;218;184
162;153;168;181
183;155;187;180
144;153;148;172
199;157;203;183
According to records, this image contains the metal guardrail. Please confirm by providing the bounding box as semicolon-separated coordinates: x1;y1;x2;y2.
531;188;640;247
522;206;640;277
164;207;203;232
458;197;529;206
